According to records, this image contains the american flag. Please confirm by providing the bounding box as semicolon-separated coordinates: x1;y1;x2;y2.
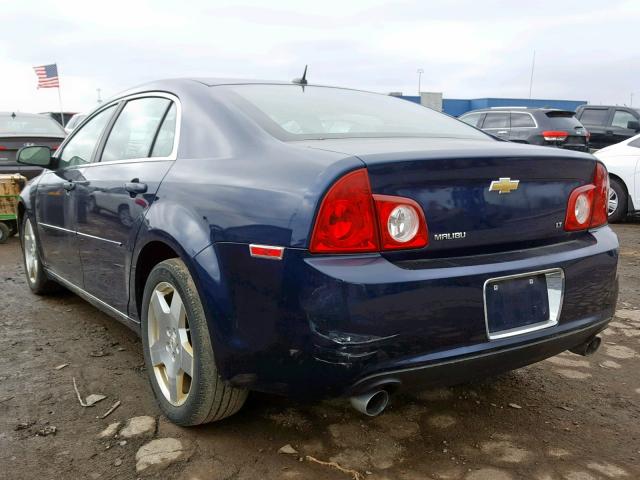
33;64;60;88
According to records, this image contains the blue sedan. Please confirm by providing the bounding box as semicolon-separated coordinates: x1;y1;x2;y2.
16;79;618;425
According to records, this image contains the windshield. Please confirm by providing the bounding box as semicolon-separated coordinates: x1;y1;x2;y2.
222;84;490;141
0;115;65;136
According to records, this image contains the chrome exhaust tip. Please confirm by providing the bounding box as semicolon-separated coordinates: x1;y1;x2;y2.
350;390;389;416
570;336;602;356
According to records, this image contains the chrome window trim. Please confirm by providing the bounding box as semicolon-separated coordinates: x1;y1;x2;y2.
38;222;75;234
483;268;564;341
45;268;138;324
55;91;182;165
38;222;122;246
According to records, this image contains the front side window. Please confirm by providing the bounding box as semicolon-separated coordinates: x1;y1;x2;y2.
629;137;640;148
483;113;510;129
579;108;609;126
222;85;489;141
58;105;116;168
612;110;637;129
511;113;536;128
101;97;171;162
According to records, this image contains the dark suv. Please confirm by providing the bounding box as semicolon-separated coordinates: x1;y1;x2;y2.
575;105;640;150
459;107;589;152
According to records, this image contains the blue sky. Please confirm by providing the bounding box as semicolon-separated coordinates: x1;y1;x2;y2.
1;0;639;113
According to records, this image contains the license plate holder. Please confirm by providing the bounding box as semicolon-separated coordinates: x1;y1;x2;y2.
484;269;564;340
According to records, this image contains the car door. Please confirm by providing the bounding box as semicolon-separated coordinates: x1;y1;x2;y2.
577;107;611;149
76;94;179;315
610;109;639;145
508;112;537;143
481;112;510;140
35;105;117;286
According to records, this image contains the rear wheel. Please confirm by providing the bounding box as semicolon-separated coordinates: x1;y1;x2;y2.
608;178;627;223
141;258;247;425
0;223;9;244
21;216;59;294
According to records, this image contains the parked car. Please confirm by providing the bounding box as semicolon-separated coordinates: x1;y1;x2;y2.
575;105;640;150
459;107;590;151
40;111;78;128
64;113;87;134
16;79;618;425
0;112;66;179
593;133;640;222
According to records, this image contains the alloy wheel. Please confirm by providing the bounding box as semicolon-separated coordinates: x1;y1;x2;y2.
23;220;39;285
147;282;194;406
608;188;618;216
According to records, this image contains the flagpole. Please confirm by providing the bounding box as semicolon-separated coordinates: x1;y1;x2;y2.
57;73;65;127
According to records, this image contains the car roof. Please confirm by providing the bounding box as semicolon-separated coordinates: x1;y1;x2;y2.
0;111;50;118
462;107;575;115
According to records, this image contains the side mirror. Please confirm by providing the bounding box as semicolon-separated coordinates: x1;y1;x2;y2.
627;120;640;131
16;146;53;167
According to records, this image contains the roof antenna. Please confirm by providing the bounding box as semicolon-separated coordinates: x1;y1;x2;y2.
292;65;308;86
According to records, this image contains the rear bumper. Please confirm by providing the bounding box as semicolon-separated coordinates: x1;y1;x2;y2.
193;227;618;398
346;315;609;396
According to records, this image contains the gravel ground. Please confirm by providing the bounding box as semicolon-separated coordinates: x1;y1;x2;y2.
1;222;639;480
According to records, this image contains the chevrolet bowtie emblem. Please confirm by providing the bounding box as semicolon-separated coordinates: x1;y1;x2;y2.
489;177;520;194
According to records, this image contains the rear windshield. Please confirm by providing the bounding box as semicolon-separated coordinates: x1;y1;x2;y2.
0;115;65;136
545;111;583;129
221;85;489;141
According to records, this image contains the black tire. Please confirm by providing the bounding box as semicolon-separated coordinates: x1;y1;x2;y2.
608;178;627;223
141;258;247;426
6;220;18;237
0;222;9;244
20;215;60;294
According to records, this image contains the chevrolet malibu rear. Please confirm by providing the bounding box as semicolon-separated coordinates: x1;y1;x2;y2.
18;80;618;425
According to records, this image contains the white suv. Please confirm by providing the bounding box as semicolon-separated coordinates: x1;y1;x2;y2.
594;133;640;222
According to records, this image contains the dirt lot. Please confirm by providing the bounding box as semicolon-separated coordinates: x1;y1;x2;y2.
1;222;639;480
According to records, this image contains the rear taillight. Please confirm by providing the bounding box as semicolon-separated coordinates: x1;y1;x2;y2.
542;130;568;141
309;169;429;254
590;162;609;227
0;146;6;151
309;169;380;253
564;163;609;231
373;194;428;250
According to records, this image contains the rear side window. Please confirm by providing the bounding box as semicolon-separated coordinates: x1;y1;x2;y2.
483;113;509;129
59;105;116;168
459;112;483;127
629;137;640;148
101;97;171;162
151;103;177;157
579;108;609;126
612;110;637;129
510;113;536;128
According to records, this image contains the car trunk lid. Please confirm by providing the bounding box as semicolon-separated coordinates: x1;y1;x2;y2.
299;137;596;256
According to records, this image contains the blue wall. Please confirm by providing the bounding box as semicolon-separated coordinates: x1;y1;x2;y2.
442;97;587;117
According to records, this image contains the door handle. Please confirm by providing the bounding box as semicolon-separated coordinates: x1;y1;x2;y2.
124;181;148;197
497;130;508;135
606;130;613;135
